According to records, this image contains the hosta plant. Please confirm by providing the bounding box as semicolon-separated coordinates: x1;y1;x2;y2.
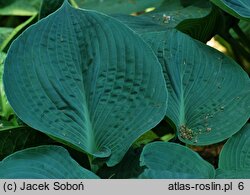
0;0;250;179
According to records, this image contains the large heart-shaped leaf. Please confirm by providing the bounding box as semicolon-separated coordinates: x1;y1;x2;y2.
217;124;250;178
139;142;215;178
0;145;99;178
141;30;250;145
211;0;250;21
3;1;167;166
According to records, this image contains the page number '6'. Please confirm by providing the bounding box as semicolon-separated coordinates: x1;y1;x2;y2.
238;182;244;190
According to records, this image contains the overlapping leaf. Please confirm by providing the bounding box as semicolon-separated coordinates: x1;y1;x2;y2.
3;2;167;166
142;30;250;145
211;0;250;21
113;0;220;42
0;145;99;178
139;142;215;178
217;124;250;178
74;0;164;14
216;169;250;179
145;0;211;29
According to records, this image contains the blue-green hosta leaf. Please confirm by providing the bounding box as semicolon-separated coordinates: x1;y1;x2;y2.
3;2;167;166
211;0;250;21
0;145;99;178
139;142;215;178
216;169;250;179
111;14;167;34
218;124;250;178
142;30;250;145
74;0;164;14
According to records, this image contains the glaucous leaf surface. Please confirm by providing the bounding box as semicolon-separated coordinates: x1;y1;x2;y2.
139;142;215;178
3;1;167;166
216;169;250;179
0;145;99;178
142;30;250;145
218;124;250;178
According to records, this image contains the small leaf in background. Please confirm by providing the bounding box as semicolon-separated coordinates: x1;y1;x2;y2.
0;145;99;178
139;142;215;178
0;0;41;52
211;0;250;21
0;0;41;16
142;29;250;145
0;52;14;120
217;124;250;178
1;52;20;130
3;1;168;166
0;27;14;45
